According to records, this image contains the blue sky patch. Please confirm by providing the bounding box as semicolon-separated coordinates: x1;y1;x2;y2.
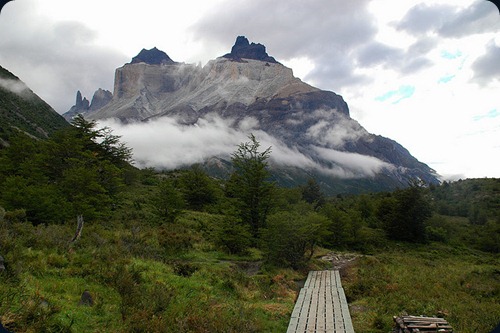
438;75;455;84
473;109;499;121
376;85;416;104
441;50;463;59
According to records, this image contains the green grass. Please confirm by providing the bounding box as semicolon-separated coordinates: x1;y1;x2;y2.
0;216;301;332
343;243;500;333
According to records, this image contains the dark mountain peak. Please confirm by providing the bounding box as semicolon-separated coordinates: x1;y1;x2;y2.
131;47;176;65
75;90;83;106
223;36;278;63
63;88;113;121
74;90;89;109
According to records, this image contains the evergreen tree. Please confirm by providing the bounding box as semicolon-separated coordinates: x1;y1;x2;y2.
152;178;185;223
227;134;274;238
301;178;325;208
179;165;219;211
0;116;133;223
380;181;432;242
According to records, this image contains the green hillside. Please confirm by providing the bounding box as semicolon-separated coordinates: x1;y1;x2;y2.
0;65;69;145
431;178;500;222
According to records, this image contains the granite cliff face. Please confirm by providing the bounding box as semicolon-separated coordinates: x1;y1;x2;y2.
65;36;439;193
85;50;323;122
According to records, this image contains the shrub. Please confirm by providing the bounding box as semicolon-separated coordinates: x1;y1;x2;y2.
213;216;252;255
172;262;199;277
262;210;329;269
3;209;26;223
151;179;185;223
158;224;194;255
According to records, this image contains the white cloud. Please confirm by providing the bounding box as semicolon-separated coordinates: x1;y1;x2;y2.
312;146;393;178
0;78;29;96
472;39;500;84
100;114;392;179
100;116;244;169
305;115;370;148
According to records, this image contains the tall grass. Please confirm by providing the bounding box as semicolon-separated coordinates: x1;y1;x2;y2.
0;215;299;332
343;243;500;332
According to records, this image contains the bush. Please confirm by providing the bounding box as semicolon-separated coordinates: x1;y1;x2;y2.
158;224;194;255
151;179;185;223
425;226;448;242
213;216;252;255
172;262;199;277
112;264;176;332
262;210;329;269
3;209;26;223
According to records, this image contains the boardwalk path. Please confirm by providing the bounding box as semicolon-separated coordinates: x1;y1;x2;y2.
287;270;354;333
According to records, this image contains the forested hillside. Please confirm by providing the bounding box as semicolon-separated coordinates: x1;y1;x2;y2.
0;120;498;332
0;66;68;145
431;178;500;223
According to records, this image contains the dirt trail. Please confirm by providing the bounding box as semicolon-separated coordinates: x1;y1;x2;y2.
321;253;359;273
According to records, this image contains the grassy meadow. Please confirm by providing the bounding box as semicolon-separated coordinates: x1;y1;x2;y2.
1;210;499;332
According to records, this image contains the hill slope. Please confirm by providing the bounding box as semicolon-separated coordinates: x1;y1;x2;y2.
0;65;68;145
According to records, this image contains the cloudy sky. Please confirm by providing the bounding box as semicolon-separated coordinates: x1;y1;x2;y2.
0;0;499;179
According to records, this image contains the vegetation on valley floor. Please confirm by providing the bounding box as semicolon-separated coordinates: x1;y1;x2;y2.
0;118;498;332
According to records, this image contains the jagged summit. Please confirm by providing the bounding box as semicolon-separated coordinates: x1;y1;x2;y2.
63;36;440;192
223;36;278;63
63;89;112;121
130;47;176;65
75;90;90;110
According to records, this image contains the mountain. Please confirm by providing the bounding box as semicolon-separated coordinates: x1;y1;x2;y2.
65;36;440;193
0;65;69;146
63;88;112;121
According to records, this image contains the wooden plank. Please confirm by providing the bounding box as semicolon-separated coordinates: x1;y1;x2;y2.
303;271;313;288
306;288;319;332
287;270;355;333
394;316;453;333
287;317;299;333
317;289;326;332
325;282;335;331
291;289;306;318
333;295;344;331
334;270;342;288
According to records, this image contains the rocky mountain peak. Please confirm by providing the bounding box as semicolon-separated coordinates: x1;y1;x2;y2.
75;90;89;110
64;89;112;121
90;88;112;111
223;36;278;63
130;47;176;65
62;36;439;191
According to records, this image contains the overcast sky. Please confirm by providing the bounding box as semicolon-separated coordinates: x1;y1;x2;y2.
0;0;499;179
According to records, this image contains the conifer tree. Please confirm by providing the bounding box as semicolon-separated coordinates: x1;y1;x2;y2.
228;134;274;238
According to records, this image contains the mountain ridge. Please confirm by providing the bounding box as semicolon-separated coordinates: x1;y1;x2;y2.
0;65;69;145
64;36;439;193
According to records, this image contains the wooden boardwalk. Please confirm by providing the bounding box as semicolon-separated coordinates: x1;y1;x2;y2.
287;270;354;333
